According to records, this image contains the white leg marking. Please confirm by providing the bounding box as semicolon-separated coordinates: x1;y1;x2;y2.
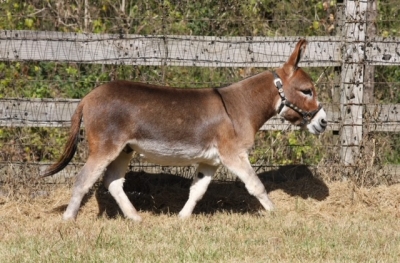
223;153;275;212
103;151;142;221
108;178;142;222
178;164;217;219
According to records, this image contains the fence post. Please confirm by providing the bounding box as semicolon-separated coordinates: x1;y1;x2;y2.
364;0;377;104
340;0;367;165
84;0;89;32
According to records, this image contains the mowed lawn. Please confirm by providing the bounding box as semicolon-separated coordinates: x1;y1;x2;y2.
1;173;400;263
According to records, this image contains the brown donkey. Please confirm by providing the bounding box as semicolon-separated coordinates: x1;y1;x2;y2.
42;39;327;221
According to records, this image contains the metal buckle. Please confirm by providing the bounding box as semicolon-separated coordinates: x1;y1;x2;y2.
274;77;283;88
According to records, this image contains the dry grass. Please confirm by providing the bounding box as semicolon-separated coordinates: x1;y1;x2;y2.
1;170;400;263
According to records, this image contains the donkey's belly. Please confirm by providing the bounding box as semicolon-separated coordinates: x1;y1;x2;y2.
128;140;221;166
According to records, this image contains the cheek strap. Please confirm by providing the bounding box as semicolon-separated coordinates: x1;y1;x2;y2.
273;72;322;125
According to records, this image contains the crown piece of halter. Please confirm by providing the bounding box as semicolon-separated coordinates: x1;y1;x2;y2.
273;72;322;126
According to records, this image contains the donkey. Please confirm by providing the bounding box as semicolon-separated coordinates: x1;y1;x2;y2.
42;39;327;221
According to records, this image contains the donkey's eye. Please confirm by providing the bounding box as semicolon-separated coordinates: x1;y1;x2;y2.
301;89;313;96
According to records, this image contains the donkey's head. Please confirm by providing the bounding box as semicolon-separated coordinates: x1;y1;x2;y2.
274;39;327;134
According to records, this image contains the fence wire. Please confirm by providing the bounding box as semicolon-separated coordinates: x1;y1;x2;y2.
0;0;399;186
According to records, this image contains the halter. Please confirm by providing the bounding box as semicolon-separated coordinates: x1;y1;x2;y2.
273;72;322;126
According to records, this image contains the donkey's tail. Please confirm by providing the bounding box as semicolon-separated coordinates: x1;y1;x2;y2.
41;102;84;177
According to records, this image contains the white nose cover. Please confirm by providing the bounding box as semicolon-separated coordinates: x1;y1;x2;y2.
306;108;327;135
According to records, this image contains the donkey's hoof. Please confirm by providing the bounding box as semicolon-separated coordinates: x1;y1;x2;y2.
62;213;77;221
264;203;275;211
178;211;192;220
127;214;142;222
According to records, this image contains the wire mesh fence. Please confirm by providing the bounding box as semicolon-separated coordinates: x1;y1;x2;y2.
0;0;399;186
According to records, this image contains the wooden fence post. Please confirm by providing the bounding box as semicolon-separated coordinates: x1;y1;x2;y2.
84;0;89;32
340;0;367;165
364;0;377;104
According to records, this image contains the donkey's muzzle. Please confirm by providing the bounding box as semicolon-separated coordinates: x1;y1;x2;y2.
306;108;327;135
319;118;328;129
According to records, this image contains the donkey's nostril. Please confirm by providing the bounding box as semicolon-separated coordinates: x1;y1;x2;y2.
319;118;327;127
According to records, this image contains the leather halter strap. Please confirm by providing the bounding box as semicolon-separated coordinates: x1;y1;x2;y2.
273;72;322;126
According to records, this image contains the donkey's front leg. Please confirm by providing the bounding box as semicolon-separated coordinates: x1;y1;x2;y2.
222;153;275;212
178;163;218;219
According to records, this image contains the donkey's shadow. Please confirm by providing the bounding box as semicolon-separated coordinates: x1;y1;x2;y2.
93;165;329;219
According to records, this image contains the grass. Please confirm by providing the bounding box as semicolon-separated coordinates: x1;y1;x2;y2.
1;172;400;263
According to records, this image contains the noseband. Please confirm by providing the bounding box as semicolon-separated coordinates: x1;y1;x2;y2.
273;72;322;126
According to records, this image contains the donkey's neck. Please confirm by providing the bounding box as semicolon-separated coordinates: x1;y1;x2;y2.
217;71;279;136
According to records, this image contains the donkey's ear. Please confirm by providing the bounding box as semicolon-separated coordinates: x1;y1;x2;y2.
283;39;308;75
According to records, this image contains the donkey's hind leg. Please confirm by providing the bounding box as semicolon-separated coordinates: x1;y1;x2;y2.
178;163;218;219
103;150;142;221
63;156;112;220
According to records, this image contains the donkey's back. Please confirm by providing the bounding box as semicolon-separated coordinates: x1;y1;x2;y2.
81;81;233;165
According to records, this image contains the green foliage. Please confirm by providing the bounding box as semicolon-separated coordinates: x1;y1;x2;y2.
374;66;400;103
0;127;69;162
0;0;398;169
0;0;337;36
0;1;37;30
250;131;326;165
378;0;400;36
